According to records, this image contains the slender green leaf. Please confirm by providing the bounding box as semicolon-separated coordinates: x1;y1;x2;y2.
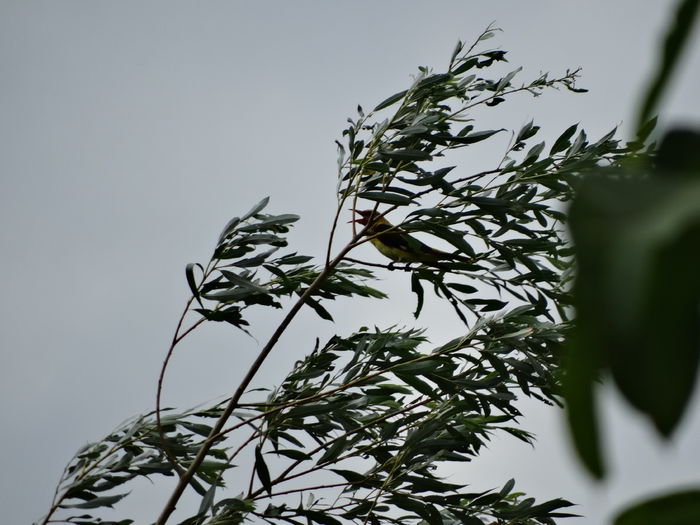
496;67;522;92
185;263;204;308
60;493;129;509
305;297;334;321
331;469;366;483
254;445;272;496
241;196;270;221
379;148;433;161
454;129;504;144
374;89;408;111
358;191;414;205
238;214;300;232
411;272;425;318
550;124;578;155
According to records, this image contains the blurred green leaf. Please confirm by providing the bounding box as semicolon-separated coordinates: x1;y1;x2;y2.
637;0;700;128
614;489;700;525
562;333;605;479
569;168;700;437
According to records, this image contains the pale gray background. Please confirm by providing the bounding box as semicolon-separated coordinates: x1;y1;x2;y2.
2;2;700;524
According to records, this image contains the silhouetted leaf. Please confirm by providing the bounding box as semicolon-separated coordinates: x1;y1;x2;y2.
305;297;334;321
185;263;204;308
358;191;414;205
254;445;272;496
379;148;433;161
374;89;408;111
60;493;129;509
550;124;578;155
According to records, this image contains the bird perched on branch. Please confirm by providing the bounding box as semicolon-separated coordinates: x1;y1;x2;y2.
353;209;471;266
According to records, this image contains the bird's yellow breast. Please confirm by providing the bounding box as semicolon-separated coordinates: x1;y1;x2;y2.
369;237;410;262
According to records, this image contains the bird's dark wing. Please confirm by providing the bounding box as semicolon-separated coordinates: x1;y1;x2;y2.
371;222;416;251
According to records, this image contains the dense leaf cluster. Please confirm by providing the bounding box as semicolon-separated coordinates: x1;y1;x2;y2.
44;312;574;525
43;406;230;525
562;1;700;520
187;197;386;330
335;29;632;326
248;312;572;524
38;27;654;525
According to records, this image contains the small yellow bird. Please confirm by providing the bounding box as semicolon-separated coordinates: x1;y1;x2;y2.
354;210;471;265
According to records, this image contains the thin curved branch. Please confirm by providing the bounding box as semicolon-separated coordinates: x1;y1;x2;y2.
155;237;363;525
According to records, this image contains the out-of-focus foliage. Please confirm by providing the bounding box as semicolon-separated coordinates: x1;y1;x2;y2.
566;127;700;473
613;489;700;525
564;0;700;522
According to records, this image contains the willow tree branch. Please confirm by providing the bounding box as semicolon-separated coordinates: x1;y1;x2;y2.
154;239;361;525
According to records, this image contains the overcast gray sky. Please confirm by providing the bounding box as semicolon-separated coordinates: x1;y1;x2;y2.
2;2;700;524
